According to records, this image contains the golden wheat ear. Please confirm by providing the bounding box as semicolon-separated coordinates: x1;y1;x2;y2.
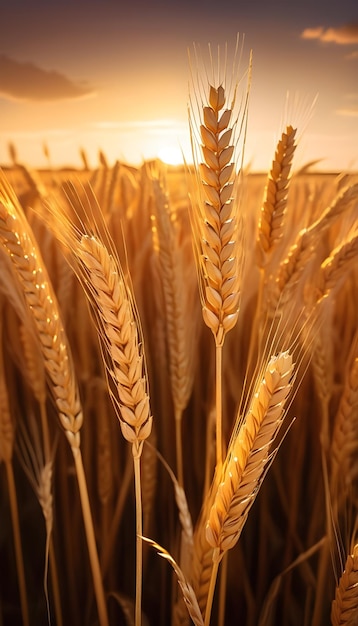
206;350;295;559
256;125;297;269
0;175;82;449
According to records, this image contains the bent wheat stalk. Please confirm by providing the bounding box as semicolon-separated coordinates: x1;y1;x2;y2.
204;351;294;625
0;176;109;626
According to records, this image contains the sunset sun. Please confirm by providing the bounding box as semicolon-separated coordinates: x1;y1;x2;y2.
157;142;184;165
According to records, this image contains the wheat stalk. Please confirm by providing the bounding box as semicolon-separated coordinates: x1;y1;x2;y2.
204;351;294;624
75;232;152;626
0;175;109;626
150;167;197;486
44;188;153;626
189;41;251;469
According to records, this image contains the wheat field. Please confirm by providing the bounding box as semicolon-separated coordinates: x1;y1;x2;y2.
0;44;357;626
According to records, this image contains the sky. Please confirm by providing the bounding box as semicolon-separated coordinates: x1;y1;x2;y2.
0;0;357;172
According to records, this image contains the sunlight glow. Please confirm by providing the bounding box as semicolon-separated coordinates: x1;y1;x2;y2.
157;143;184;166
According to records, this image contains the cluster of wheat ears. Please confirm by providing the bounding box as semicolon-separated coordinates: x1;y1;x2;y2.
0;40;357;626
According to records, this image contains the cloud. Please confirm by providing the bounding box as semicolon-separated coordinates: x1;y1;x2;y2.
345;50;358;60
301;27;325;40
301;22;358;45
0;55;94;102
336;108;358;117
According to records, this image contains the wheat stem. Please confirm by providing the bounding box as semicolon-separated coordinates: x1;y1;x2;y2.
102;452;133;576
204;550;220;626
175;407;185;488
215;344;223;470
5;459;30;626
73;448;109;626
49;539;63;626
134;454;143;626
218;552;228;626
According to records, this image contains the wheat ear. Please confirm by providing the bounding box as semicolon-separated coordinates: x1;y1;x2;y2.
189;45;251;469
276;183;358;305
249;125;296;365
315;230;358;303
151;168;196;486
204;351;294;625
331;544;358;626
0;176;109;626
17;421;56;624
330;331;358;499
0;181;82;450
143;538;204;626
256;125;297;268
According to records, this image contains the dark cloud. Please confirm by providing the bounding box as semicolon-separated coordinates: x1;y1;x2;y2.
0;55;94;102
301;22;358;44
